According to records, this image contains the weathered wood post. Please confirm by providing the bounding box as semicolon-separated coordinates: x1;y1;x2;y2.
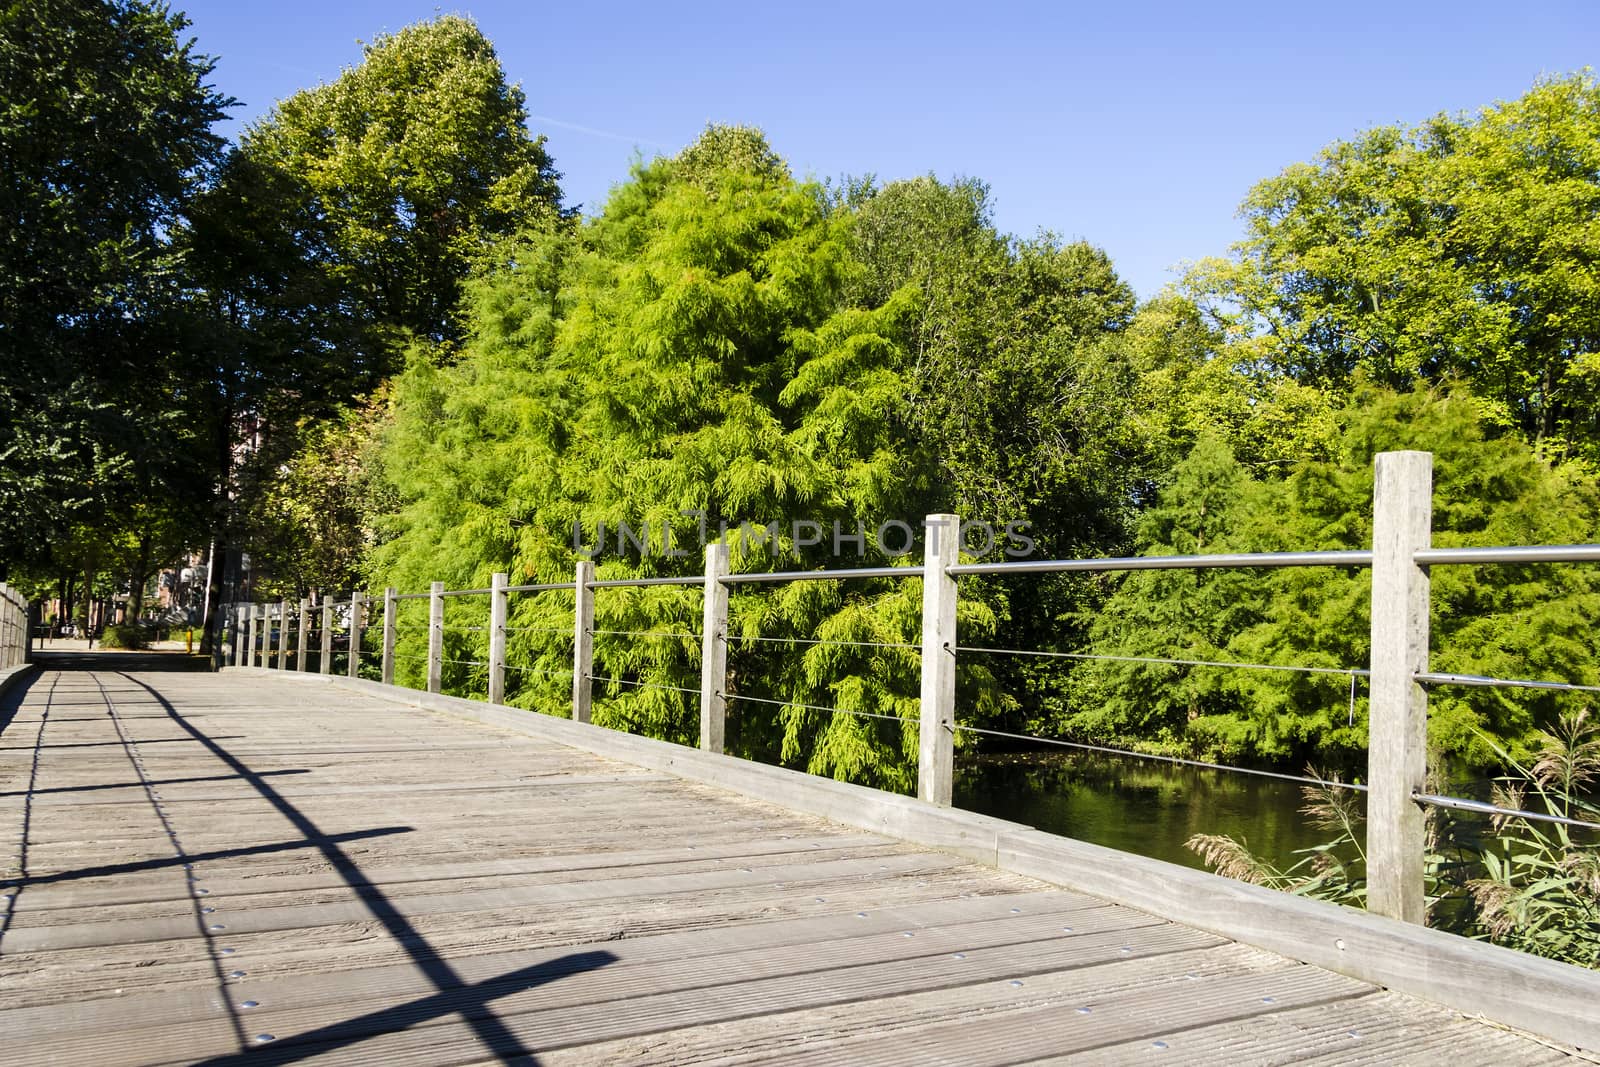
319;600;333;675
0;584;11;668
488;573;508;704
0;585;11;668
381;587;397;686
572;561;595;723
1368;451;1433;924
276;599;290;669
252;604;264;667
296;598;310;671
699;542;730;753
347;594;365;679
426;581;444;694
918;513;959;806
234;605;247;667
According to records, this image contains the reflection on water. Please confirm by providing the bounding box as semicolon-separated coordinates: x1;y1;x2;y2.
954;750;1357;874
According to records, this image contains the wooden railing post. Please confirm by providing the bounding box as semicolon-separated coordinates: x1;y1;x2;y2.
700;542;730;753
382;587;397;686
0;584;11;668
427;581;444;693
348;594;365;679
0;585;11;668
488;573;508;704
296;597;310;671
918;513;959;806
234;605;247;667
275;599;289;669
1368;451;1433;924
252;604;264;667
572;561;594;723
320;599;333;675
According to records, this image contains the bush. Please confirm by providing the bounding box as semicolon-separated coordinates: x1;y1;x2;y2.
99;623;152;649
1187;708;1600;968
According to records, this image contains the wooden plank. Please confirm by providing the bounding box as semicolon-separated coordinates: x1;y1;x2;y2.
296;670;1600;1053
2;874;1057;1012
26;922;1222;1065
2;851;972;951
720;966;1371;1066
16;833;897;911
5;665;1587;1065
12;842;920;927
532;944;1255;1066
998;829;1600;1053
1033;991;1580;1066
4;893;1118;1041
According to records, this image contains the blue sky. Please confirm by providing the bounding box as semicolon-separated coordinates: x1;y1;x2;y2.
183;1;1596;298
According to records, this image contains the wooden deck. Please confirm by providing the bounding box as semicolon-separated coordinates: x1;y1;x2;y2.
0;659;1581;1064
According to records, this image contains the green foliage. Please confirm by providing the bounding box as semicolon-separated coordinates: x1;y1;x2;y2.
374;129;957;786
175;13;565;619
1188;710;1600;969
369;137;1153;788
243;400;393;599
99;623;151;650
0;0;229;567
1074;385;1600;770
1195;72;1600;465
1468;712;1600;965
1120;294;1342;474
237;14;563;362
848;176;1143;553
672;123;790;189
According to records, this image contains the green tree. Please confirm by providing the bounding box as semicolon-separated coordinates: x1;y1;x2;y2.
242;399;392;600
183;14;564;643
1073;385;1600;770
0;0;229;569
237;14;563;372
372;130;1012;791
1193;73;1600;465
844;176;1158;740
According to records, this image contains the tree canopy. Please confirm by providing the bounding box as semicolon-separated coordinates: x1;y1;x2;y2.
1073;385;1600;770
1194;72;1600;466
3;8;1595;787
237;14;563;372
0;0;229;571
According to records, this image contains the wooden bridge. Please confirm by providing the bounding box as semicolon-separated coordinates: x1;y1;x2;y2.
2;654;1595;1064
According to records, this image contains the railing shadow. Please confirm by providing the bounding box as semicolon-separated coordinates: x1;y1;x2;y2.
189;950;619;1066
115;672;614;1064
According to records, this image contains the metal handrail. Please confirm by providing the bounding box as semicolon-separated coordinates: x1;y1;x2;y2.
1414;544;1600;566
949;549;1374;577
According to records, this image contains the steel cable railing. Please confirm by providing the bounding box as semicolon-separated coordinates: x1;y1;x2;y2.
221;467;1600;927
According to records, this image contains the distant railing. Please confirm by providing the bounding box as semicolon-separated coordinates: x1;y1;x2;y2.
223;450;1600;927
0;584;29;670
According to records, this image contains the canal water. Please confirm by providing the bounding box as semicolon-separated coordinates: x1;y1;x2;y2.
954;750;1353;874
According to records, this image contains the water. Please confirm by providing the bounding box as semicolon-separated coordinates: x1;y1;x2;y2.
954;750;1351;874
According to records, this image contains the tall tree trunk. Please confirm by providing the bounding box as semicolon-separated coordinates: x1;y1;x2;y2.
82;562;94;636
199;537;218;657
129;533;152;620
199;376;236;667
